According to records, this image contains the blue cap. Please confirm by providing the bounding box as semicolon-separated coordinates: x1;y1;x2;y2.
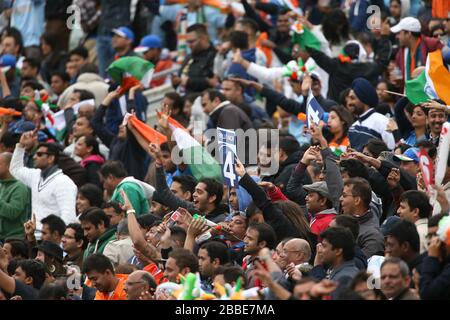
134;35;162;53
0;54;17;72
381;216;401;236
394;147;419;163
13;121;36;135
112;26;135;42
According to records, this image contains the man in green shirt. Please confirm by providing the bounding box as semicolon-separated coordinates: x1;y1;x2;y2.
0;152;30;241
79;207;117;261
99;161;154;216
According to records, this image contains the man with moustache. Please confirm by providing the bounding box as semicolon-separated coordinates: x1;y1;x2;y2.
423;99;449;147
347;78;395;151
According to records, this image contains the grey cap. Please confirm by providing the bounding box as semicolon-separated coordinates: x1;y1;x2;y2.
303;181;332;200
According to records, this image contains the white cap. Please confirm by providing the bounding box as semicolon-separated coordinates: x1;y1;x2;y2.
390;17;421;33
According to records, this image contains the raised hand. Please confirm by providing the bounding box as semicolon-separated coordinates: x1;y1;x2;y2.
314;243;324;266
235;157;246;177
301;73;312;95
176;207;193;229
387;168;400;189
120;189;133;212
431;184;450;212
228;77;263;92
24;213;36;237
258;181;276;192
309;122;326;146
19;130;37;149
129;84;144;100
232;48;243;64
300;146;320;166
285;263;302;282
427;236;443;260
187;216;208;238
158;103;171;131
102;88;122;107
148;142;162;161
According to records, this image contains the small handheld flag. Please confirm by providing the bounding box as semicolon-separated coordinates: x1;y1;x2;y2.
306;90;325;128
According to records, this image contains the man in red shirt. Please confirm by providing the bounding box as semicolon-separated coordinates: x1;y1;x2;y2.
303;181;337;238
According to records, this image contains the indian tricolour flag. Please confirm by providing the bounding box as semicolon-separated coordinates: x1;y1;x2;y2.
107;57;154;94
169;123;223;182
291;21;321;52
405;49;450;105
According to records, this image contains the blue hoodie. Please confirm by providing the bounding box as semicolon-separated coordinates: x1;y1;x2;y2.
236;175;260;212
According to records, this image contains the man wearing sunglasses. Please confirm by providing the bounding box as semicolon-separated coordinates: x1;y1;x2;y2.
10;131;77;240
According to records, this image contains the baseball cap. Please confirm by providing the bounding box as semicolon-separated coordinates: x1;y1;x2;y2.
390;17;421;33
394;147;419;163
303;181;332;200
0;54;17;72
112;26;135;42
134;35;162;53
380;215;401;236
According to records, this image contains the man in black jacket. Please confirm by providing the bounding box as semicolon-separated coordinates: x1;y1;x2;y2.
173;24;218;95
305;41;389;102
91;89;148;181
202;89;254;131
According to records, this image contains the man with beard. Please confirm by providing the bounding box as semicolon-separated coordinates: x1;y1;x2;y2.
422;99;449;147
347;78;395;151
197;241;230;292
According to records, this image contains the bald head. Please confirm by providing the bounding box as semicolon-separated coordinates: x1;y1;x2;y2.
283;238;312;265
0;152;13;180
125;270;156;300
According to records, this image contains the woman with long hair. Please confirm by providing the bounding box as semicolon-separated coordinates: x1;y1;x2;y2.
40;32;68;83
403;104;429;146
74;135;105;188
311;105;354;156
76;183;103;216
275;200;317;250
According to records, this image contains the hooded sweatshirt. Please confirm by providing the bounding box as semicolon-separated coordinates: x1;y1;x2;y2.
83;226;117;261
111;176;155;216
236;175;260;212
0;178;31;240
